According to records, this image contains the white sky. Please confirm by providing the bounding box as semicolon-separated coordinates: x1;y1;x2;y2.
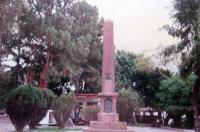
86;0;178;54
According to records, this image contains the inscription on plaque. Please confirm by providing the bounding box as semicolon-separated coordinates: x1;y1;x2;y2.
104;98;112;113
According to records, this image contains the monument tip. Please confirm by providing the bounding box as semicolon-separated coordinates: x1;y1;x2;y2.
101;17;113;23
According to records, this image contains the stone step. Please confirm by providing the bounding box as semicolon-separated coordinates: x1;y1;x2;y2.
90;121;127;130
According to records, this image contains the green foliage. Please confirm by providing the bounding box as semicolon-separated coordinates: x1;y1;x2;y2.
63;1;102;93
115;50;137;91
28;88;56;129
38;0;103;93
135;55;153;73
64;92;77;111
0;71;15;110
157;76;192;113
6;85;47;131
41;88;57;108
117;88;141;124
162;0;200;76
180;43;200;77
53;95;68;128
163;0;200;39
0;0;23;41
0;0;102;93
156;75;197;128
53;92;77;128
133;68;170;108
115;50;170;109
46;67;65;84
80;105;100;124
0;0;47;86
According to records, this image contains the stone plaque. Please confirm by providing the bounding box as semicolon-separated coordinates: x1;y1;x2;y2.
104;98;112;113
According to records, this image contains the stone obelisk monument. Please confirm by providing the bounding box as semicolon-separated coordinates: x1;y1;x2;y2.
85;20;131;132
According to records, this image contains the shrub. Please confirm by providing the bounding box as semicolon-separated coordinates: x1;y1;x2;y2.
41;88;57;108
81;105;100;124
53;92;77;128
28;88;56;129
0;72;15;110
117;88;141;124
5;85;46;132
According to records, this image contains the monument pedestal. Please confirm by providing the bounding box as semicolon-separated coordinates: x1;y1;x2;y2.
97;112;119;122
85;122;132;132
85;120;132;132
84;93;132;132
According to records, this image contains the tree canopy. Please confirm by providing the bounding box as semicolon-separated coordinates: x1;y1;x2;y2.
115;50;137;91
115;50;170;109
0;0;102;93
156;75;197;128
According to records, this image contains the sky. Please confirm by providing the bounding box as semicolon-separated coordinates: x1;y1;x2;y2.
86;0;178;54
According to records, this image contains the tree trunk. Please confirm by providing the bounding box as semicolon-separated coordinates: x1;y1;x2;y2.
133;112;138;125
39;38;52;88
149;110;154;121
73;76;80;93
39;62;49;88
185;112;194;129
173;115;181;128
193;99;199;132
164;115;170;126
192;77;200;132
14;45;21;87
158;110;163;126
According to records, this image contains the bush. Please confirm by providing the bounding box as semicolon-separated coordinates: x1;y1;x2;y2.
52;92;77;128
5;85;47;132
117;88;141;124
28;88;56;129
0;72;16;110
81;105;100;124
41;88;57;108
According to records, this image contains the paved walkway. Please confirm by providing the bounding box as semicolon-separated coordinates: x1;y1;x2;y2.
130;127;194;132
0;115;194;132
80;126;194;132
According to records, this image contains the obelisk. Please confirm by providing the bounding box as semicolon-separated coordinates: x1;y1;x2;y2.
85;20;131;132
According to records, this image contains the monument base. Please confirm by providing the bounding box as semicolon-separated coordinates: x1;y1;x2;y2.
97;112;119;122
84;128;133;132
84;114;133;132
84;120;133;132
90;121;127;130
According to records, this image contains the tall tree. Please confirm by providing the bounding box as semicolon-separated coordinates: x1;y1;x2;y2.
45;1;103;92
0;0;33;86
65;1;102;93
163;0;200;131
